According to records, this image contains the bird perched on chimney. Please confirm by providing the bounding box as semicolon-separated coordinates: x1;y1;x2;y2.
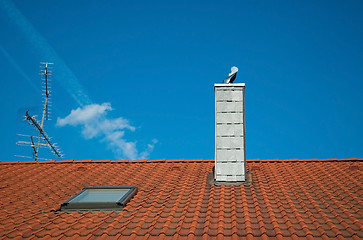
223;66;238;84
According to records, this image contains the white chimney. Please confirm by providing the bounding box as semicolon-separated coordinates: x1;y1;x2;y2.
215;83;246;182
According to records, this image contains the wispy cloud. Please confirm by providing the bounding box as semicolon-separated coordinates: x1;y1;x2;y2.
57;103;157;159
0;0;91;106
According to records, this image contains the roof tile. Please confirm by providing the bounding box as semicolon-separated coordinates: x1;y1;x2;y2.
0;158;362;239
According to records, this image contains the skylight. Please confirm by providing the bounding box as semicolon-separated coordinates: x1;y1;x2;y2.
61;186;137;211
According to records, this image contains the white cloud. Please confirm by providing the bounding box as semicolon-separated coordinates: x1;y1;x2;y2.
56;103;156;160
56;103;111;126
139;139;158;159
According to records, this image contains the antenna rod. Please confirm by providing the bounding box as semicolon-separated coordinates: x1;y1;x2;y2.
35;63;50;160
30;136;36;159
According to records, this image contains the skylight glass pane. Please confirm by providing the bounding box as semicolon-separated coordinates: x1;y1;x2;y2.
70;189;129;203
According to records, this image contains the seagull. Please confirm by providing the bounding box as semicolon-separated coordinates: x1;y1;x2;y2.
223;66;238;84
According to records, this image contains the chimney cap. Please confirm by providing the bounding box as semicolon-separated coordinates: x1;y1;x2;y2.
223;66;239;84
215;83;245;87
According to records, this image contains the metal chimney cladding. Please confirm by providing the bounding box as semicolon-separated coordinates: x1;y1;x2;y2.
215;83;246;182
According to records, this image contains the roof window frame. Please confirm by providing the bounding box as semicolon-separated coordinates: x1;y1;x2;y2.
61;186;137;211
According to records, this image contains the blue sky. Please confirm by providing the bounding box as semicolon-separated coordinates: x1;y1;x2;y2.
0;0;362;161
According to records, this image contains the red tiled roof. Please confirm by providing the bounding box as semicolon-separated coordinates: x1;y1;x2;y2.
0;158;362;239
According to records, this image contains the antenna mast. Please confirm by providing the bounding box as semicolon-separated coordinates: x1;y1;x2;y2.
16;62;63;161
36;62;52;159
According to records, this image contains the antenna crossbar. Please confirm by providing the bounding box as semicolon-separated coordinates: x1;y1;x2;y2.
15;155;55;161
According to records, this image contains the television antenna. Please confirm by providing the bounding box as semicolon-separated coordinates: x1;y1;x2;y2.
16;62;63;161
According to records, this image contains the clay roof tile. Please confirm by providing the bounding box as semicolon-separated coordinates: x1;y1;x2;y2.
0;158;361;239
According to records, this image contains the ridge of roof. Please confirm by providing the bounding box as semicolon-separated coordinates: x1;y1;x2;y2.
0;157;361;165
